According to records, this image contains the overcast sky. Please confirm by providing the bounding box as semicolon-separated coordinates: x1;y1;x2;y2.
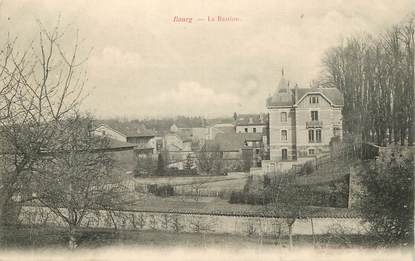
0;0;411;119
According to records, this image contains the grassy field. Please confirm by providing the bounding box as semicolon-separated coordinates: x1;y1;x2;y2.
131;172;248;194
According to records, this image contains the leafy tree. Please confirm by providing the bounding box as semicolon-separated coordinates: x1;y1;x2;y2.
358;148;414;246
196;144;224;175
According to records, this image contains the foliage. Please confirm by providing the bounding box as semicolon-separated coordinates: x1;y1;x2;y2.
242;149;253;172
263;175;271;188
184;153;194;170
147;184;175;197
299;161;315;175
229;191;271;205
196;144;224;175
358;148;414;246
134;155;157;177
156;153;165;176
223;160;244;172
229;174;349;208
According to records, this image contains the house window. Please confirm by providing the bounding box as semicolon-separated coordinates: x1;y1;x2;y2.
316;129;322;143
308;129;315;143
311;111;319;121
281;130;288;141
310;96;319;104
255;148;260;154
308;149;315;155
333;127;341;137
280;112;287;122
282;149;288;160
253;127;257;133
102;130;106;135
244;128;248;133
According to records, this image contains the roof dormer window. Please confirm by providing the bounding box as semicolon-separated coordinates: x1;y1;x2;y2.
309;96;319;104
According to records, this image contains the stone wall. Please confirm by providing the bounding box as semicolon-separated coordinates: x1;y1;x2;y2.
18;206;368;236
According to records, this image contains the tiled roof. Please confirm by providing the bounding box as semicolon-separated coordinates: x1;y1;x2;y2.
235;113;268;126
296;88;344;106
124;128;155;138
176;129;193;142
211;124;235;135
205;132;263;151
266;87;344;107
96;122;155;138
107;138;136;150
266;92;295;107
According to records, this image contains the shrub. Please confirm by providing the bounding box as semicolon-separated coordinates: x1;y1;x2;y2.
299;161;315;175
147;184;175;197
228;190;272;205
359;149;414;246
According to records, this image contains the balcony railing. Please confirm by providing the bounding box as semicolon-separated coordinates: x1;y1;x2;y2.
306;120;323;128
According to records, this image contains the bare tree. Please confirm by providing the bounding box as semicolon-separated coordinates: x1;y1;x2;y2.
170;214;183;232
320;16;414;146
0;20;88;243
32;115;128;248
264;174;314;249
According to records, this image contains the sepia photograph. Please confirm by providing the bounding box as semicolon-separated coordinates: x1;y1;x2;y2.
0;0;413;260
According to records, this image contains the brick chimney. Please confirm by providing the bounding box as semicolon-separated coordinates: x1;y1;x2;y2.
294;83;299;103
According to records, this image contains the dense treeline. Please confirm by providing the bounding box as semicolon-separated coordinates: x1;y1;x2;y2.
320;16;414;146
100;116;233;135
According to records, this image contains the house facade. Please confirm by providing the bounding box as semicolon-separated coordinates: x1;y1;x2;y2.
93;124;156;155
235;113;268;134
266;72;344;162
94;124;127;142
207;123;235;140
204;132;265;167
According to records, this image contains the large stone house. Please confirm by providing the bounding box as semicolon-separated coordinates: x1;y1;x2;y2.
266;72;344;163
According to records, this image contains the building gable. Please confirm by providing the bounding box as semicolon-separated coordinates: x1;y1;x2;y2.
94;125;127;142
295;88;344;107
295;92;332;108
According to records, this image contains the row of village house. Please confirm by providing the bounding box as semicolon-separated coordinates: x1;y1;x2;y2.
93;114;270;169
93;70;345;173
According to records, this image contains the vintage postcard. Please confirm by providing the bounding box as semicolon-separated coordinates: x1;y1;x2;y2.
0;0;413;260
